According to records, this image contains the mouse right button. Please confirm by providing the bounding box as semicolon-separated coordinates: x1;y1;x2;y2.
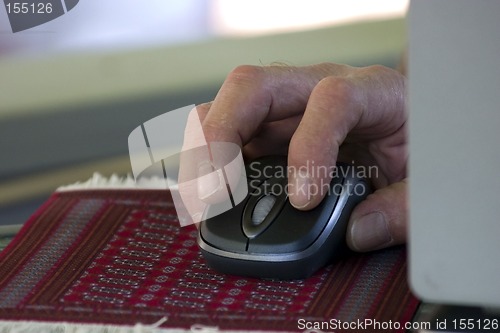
247;181;342;254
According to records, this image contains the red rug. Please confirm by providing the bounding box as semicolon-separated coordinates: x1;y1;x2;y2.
0;190;419;332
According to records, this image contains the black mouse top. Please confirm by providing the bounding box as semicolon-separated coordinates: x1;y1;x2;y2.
197;155;371;280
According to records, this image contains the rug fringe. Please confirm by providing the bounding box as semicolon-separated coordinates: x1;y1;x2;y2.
0;319;171;333
0;321;290;333
57;173;168;191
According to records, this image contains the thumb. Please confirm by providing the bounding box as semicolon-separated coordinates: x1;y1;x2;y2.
346;179;408;252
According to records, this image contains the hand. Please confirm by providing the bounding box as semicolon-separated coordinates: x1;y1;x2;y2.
196;63;408;252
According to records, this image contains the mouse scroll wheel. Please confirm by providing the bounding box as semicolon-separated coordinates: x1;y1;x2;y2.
251;194;277;226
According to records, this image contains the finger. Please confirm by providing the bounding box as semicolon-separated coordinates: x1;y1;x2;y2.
287;65;406;209
288;77;360;209
346;179;408;252
177;104;242;225
176;106;213;225
201;64;350;146
196;102;212;123
197;64;349;204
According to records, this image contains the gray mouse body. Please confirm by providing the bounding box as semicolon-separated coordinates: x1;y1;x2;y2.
197;156;370;279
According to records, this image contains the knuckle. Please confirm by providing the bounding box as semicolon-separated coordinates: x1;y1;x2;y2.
313;76;359;109
358;64;406;108
359;64;392;76
226;65;265;87
319;76;356;98
359;64;405;87
364;63;388;72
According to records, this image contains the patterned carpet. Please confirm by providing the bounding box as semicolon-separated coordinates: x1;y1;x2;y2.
0;189;419;332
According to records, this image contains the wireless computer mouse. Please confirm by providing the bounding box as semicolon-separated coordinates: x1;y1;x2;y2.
197;155;371;279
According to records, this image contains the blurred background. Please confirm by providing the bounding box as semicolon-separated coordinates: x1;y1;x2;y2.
0;0;408;229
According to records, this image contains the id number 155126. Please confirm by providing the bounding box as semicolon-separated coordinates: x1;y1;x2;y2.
6;2;53;14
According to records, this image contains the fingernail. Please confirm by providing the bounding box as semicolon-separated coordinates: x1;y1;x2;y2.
197;161;223;201
350;212;392;252
290;170;311;209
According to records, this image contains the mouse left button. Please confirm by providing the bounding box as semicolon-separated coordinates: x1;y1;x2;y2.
199;205;248;253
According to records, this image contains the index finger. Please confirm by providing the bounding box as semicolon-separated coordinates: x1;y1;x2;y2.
201;64;350;145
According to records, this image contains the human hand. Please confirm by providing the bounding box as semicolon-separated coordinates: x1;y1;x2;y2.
194;63;407;252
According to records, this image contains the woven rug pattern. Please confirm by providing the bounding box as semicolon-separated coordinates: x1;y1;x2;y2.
0;190;418;332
